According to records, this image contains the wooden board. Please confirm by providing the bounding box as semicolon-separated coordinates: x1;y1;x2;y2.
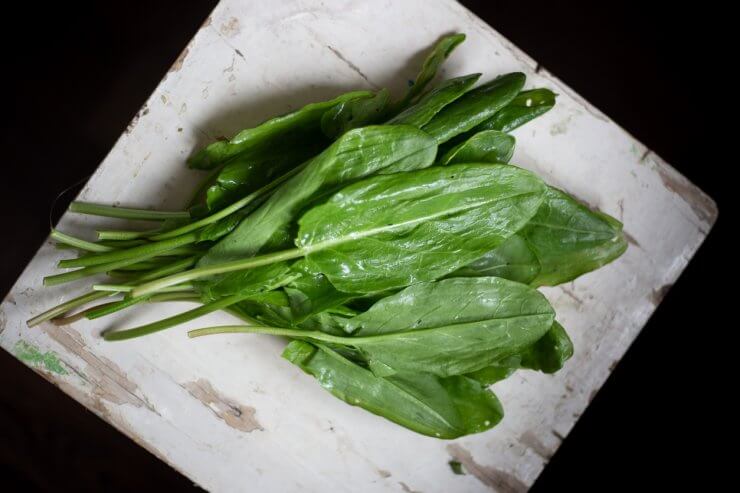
0;1;717;491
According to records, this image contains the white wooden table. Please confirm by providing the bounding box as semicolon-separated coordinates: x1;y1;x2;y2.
0;1;717;491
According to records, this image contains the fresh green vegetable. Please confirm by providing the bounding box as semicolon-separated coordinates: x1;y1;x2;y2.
188;91;373;170
198;125;438;267
396;33;467;109
187;277;555;378
283;340;503;439
437;129;515;165
29;32;626;440
476;88;557;133
129;164;545;296
422;72;525;143
466;321;574;385
458;187;626;286
321;89;391;138
389;74;480;128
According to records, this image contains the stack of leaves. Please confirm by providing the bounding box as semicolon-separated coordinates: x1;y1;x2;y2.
29;34;626;439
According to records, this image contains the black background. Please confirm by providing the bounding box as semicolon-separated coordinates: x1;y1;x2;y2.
0;1;729;491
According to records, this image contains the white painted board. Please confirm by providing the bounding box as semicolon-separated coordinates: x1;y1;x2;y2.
0;1;717;491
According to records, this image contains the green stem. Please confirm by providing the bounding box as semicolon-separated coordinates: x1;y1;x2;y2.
96;229;159;241
45;257;154;286
149;293;201;302
131;247;306;297
56;233;198;268
28;256;198;326
93;283;193;293
150;163;305;241
187;325;348;344
51;229;114;253
70;201;190;221
98;239;148;248
104;294;247;341
59;245;201;269
111;259;175;272
86;295;149;320
27;290;111;327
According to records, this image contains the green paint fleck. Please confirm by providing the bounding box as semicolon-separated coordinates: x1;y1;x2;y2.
449;460;465;475
14;340;68;375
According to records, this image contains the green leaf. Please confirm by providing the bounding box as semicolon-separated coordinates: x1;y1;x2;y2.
421;73;526;144
199;125;438;266
463;359;520;386
284;260;357;323
299;163;545;293
456;187;626;286
437;129;515;166
188;276;554;377
523;187;627;286
477;88;557;133
341;277;555;377
321;89;390;138
196;262;293;301
195;213;243;242
205;135;325;211
399;33;467;108
465;321;574;385
283;340;503;439
452;234;540;284
519;321;574;373
187;91;372;170
388;74;480;128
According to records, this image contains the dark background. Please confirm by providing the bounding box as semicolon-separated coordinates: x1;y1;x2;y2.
1;1;729;491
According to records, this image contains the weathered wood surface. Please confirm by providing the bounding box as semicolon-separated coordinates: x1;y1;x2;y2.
0;1;716;491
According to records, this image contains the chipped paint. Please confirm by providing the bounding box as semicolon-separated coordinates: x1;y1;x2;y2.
13;340;68;375
559;286;584;307
125;103;149;134
183;378;262;432
656;163;717;226
377;469;391;478
447;444;527;493
519;431;553;460
40;323;153;410
169;46;190;73
399;481;422;493
220;17;241;37
0;307;6;336
650;283;673;306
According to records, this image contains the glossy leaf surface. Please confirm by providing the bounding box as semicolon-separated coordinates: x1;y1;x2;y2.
321;89;390;138
466;321;574;385
188;91;372;170
283;340;503;438
421;73;525;143
200;125;438;266
298;164;545;293
341;277;554;376
389;74;480;128
437;129;515;166
477;88;556;133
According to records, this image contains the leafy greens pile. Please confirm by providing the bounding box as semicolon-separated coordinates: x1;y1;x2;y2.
29;34;626;439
